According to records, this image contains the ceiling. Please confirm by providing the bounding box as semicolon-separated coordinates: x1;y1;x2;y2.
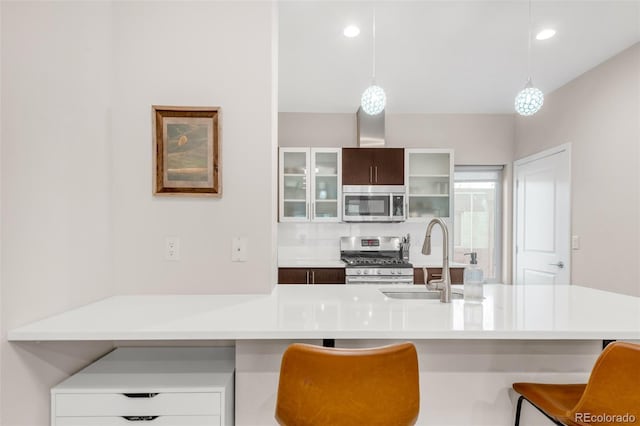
278;1;640;113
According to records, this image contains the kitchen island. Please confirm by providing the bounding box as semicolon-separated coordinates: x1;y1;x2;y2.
9;284;640;425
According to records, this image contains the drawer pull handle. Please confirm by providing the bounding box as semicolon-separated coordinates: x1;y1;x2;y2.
123;393;159;398
122;416;159;422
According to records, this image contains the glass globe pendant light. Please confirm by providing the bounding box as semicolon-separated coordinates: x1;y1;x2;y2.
515;0;544;116
515;78;544;116
361;8;386;115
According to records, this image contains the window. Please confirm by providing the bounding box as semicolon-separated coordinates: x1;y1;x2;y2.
453;166;503;282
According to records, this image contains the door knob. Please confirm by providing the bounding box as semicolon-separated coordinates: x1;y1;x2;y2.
548;261;565;269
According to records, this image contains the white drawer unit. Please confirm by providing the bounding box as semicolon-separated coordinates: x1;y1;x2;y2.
55;416;220;426
51;347;234;426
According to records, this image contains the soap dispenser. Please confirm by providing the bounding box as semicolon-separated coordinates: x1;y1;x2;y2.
463;252;484;302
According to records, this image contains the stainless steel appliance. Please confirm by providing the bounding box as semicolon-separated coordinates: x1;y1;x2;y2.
341;236;414;284
342;185;406;222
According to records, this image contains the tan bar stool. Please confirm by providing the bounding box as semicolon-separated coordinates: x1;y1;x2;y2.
512;341;640;425
275;342;420;426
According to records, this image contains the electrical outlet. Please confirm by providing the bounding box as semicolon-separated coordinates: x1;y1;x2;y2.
232;237;248;262
165;237;180;261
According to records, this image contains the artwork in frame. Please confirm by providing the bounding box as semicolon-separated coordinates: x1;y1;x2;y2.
152;105;221;196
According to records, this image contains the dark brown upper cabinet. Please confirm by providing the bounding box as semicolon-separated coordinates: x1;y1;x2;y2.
342;148;404;185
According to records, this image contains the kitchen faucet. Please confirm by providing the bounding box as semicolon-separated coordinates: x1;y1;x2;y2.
421;218;452;303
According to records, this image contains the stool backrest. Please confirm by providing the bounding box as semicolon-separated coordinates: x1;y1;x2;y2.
275;342;420;426
570;342;640;422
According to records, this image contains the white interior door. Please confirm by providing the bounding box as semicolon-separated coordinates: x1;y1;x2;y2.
514;145;571;285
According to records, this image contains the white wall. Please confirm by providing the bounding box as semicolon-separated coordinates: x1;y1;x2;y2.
279;112;514;164
111;1;278;295
1;1;278;424
515;43;640;296
386;114;515;165
0;0;3;413
1;2;115;425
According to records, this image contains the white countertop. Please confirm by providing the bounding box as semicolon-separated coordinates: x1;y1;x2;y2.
278;259;346;268
411;262;467;268
8;285;640;341
277;259;467;268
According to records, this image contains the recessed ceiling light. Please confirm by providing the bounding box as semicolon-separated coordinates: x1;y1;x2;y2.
536;28;556;40
343;25;360;38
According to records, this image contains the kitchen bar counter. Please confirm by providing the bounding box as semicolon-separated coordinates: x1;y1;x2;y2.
9;284;640;426
8;284;640;341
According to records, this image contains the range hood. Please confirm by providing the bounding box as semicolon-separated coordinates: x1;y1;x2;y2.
356;107;385;147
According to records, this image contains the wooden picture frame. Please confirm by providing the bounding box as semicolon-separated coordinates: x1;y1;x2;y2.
152;105;221;197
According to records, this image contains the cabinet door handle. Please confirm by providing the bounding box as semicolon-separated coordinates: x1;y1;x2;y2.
311;270;315;284
369;166;373;183
306;203;309;220
306;270;310;284
123;393;158;398
122;416;159;422
374;166;378;182
312;202;315;220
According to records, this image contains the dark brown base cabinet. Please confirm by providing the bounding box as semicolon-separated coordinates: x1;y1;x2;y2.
414;268;464;285
278;268;346;285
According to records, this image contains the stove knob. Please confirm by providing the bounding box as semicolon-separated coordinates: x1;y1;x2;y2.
363;270;369;275
356;270;362;275
377;270;382;275
390;270;395;275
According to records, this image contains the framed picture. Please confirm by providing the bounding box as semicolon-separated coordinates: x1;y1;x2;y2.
152;105;221;197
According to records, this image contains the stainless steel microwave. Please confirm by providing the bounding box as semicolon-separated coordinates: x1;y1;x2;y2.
342;185;406;222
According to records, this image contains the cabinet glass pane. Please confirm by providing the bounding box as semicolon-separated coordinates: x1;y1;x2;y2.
408;196;450;218
314;152;338;175
315;201;338;218
314;176;338;201
283;176;307;200
283;201;307;218
409;153;450;176
409;176;450;195
283;152;307;174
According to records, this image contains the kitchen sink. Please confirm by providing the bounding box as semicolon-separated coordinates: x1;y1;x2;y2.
381;290;464;300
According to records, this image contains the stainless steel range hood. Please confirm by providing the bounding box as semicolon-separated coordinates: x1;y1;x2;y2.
357;107;385;147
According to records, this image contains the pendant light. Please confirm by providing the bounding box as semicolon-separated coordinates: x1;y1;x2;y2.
515;0;544;116
361;7;386;115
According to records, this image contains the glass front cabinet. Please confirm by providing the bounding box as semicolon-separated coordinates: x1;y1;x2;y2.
405;149;454;220
279;148;342;222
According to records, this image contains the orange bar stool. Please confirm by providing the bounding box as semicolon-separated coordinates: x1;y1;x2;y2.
512;341;640;425
275;342;420;426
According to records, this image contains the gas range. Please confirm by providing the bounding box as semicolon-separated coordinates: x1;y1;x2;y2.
340;236;414;284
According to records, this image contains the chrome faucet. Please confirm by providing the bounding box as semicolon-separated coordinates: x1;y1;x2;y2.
421;218;452;303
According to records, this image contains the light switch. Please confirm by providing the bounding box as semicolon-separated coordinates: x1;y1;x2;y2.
232;237;248;262
572;235;580;250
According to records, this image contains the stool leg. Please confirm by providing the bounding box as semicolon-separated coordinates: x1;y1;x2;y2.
515;396;566;426
515;395;524;426
602;339;616;350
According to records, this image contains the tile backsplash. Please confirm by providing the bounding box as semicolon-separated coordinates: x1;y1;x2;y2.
278;221;449;265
